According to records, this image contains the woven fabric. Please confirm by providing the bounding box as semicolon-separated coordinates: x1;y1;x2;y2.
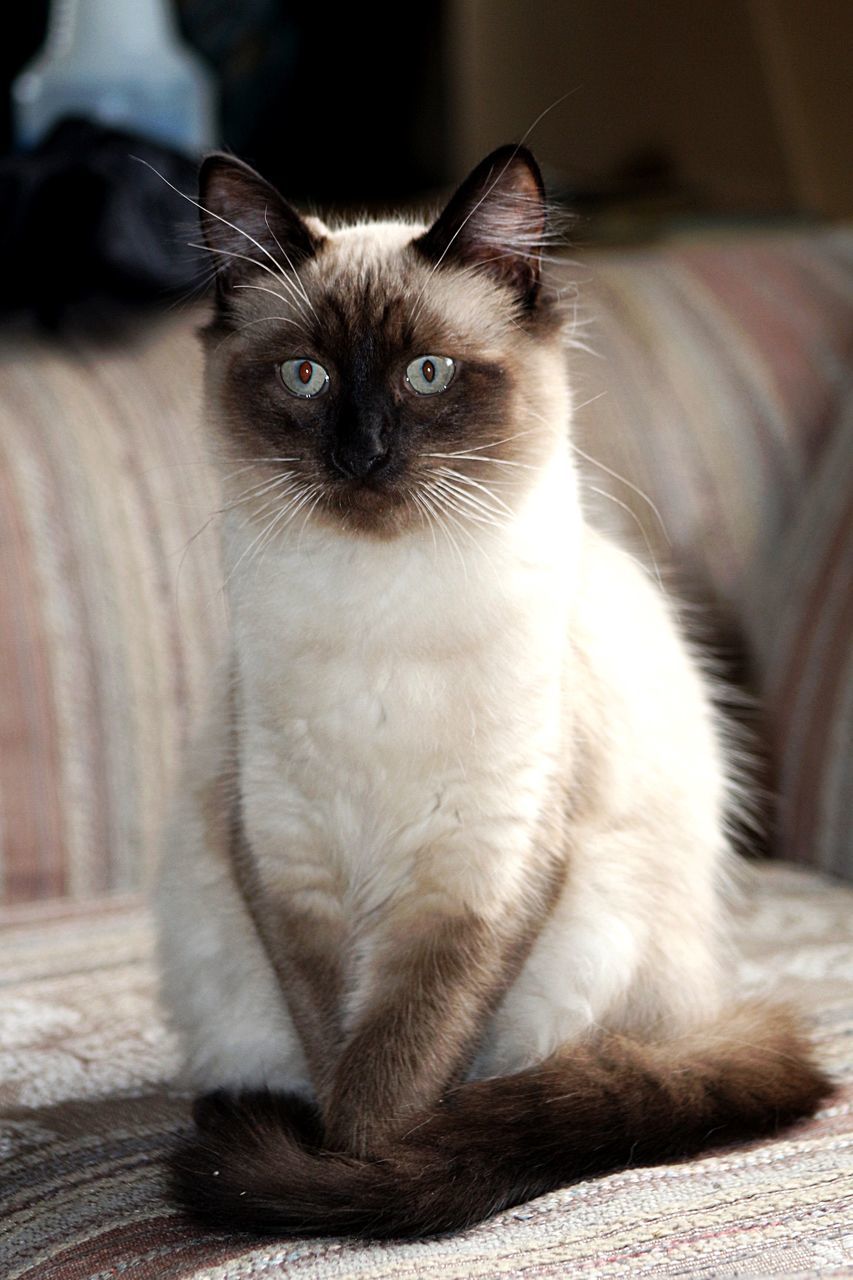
0;315;226;905
1;864;851;1278
0;229;850;908
571;229;853;877
752;398;853;879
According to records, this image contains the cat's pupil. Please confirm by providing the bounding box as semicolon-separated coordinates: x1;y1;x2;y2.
422;359;435;383
298;360;313;384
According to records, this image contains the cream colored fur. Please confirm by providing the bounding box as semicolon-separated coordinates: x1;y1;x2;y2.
156;219;732;1097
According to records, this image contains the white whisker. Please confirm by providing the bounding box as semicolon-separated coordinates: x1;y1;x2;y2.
422;428;538;462
431;476;508;529
216;313;308;345
424;453;535;472
228;482;304;544
223;506;288;589
429;477;495;529
570;442;670;546
586;485;665;591
187;241;310;324
133;156;313;312
221;471;301;512
229;481;304;534
296;484;328;550
409;488;439;558
433;467;515;518
230;285;311;319
264;206;318;320
418;484;469;580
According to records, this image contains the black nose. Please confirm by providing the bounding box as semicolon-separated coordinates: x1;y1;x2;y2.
329;446;389;480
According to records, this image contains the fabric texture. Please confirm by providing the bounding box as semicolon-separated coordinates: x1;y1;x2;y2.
1;863;851;1278
1;230;850;906
571;228;853;878
1;231;852;1274
0;313;225;905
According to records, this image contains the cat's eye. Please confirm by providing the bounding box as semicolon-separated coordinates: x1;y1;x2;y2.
405;355;455;395
279;358;330;398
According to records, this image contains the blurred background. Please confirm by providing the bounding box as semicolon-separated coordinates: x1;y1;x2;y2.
0;2;850;909
1;11;852;1270
2;0;851;323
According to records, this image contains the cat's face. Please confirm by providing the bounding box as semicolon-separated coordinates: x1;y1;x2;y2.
199;147;568;539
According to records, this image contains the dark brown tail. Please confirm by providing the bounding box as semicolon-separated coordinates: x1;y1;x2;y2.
169;1004;831;1239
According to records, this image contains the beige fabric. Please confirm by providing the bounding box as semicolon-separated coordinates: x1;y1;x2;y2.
2;231;851;909
1;864;851;1277
0;313;225;906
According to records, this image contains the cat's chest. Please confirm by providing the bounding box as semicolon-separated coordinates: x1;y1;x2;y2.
233;526;549;760
237;644;505;906
231;523;571;882
242;631;512;793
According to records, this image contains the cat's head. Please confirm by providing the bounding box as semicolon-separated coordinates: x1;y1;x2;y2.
198;146;570;540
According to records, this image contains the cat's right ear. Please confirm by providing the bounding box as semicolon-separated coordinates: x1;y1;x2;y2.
197;154;322;304
414;145;547;308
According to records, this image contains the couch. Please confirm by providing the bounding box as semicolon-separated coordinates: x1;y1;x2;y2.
1;229;851;1277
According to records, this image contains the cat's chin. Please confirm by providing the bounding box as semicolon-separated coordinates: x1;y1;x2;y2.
314;481;420;540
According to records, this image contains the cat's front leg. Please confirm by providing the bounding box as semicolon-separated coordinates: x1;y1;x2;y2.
321;910;501;1155
322;838;565;1158
234;814;349;1092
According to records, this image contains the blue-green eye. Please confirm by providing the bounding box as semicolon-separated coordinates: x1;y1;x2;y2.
280;358;329;398
406;355;455;395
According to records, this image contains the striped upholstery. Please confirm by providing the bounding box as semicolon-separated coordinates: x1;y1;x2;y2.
2;863;851;1276
571;229;853;879
0;316;225;905
1;233;852;1279
753;402;852;879
0;229;850;904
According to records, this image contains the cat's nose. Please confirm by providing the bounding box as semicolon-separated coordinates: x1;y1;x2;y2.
329;445;389;480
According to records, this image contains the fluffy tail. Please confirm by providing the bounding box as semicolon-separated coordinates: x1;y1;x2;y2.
170;1004;831;1239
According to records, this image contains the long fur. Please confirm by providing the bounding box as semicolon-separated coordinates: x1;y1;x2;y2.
171;1003;829;1239
158;145;831;1242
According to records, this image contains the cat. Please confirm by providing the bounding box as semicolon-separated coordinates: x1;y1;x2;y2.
156;144;830;1238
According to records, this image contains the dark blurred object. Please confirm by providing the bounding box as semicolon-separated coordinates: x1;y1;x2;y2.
0;118;204;327
3;1;850;226
0;1;47;150
175;0;298;165
2;1;449;225
177;0;449;204
446;0;853;221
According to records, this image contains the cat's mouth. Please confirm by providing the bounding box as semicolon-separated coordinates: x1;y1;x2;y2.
315;471;418;537
335;476;403;514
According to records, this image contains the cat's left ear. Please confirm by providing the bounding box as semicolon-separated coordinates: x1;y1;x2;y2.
197;153;322;298
414;145;547;308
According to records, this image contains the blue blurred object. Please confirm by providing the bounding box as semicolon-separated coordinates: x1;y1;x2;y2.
12;0;218;156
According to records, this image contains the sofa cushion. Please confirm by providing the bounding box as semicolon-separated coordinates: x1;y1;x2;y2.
1;229;851;907
0;317;225;905
572;229;853;877
1;864;851;1278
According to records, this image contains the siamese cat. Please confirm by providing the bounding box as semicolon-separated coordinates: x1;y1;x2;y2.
156;145;829;1238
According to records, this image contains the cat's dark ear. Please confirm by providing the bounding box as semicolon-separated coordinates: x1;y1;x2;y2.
414;145;547;308
198;153;322;300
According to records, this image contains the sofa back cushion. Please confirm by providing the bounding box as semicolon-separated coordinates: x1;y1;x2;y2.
572;229;852;878
0;317;225;905
1;229;850;906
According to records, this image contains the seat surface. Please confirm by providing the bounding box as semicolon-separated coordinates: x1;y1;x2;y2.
1;864;852;1279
